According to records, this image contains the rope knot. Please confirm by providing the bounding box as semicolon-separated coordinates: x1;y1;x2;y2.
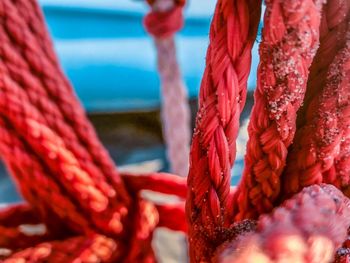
143;4;184;38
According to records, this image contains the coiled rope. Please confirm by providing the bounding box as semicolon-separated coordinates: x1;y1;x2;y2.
0;0;187;261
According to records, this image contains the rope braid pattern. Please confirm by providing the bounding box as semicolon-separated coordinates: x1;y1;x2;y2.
233;0;324;220
296;0;350;129
289;1;350;198
215;184;350;263
185;0;261;261
144;0;191;177
282;27;350;197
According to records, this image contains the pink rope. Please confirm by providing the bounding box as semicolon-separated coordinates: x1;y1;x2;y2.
144;0;191;177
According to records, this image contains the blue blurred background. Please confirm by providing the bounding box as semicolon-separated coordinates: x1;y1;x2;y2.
40;0;260;112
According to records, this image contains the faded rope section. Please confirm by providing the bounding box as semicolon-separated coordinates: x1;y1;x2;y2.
233;0;324;221
282;27;350;197
144;0;191;177
185;0;261;261
215;184;350;263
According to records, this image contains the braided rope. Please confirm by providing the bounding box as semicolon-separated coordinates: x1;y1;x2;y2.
144;0;191;177
282;27;350;197
233;0;325;220
297;0;350;129
185;0;261;261
217;184;350;263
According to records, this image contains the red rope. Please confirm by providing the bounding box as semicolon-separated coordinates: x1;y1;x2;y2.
185;0;261;261
144;0;184;39
233;0;325;220
4;234;119;262
282;25;350;197
297;0;350;129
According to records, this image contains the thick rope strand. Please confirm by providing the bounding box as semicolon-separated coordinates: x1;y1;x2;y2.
234;0;324;220
282;27;350;197
186;0;261;261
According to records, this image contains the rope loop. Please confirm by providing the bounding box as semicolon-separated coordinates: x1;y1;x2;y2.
144;4;184;38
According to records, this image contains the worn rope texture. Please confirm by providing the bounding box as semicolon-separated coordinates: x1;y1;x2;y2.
215;184;350;263
185;0;261;261
282;27;350;197
0;0;189;261
233;0;325;221
296;0;350;129
144;0;191;177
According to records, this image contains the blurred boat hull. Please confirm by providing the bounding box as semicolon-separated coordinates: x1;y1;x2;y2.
41;0;261;112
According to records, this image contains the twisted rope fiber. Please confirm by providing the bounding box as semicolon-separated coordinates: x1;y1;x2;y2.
0;0;190;261
296;0;350;129
0;0;133;235
282;25;350;197
215;184;350;263
233;0;325;220
289;1;350;198
0;116;90;233
185;0;261;261
144;0;191;177
1;0;127;190
5;0;132;205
